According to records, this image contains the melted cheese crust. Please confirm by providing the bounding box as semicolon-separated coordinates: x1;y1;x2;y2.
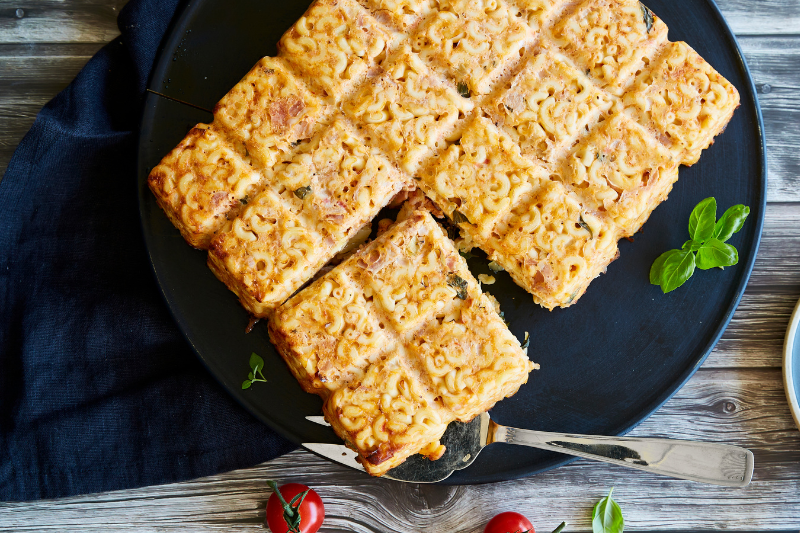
270;269;395;394
271;212;535;475
212;57;327;170
354;0;437;33
486;48;614;164
548;0;668;95
208;118;409;317
410;0;531;95
279;0;394;104
560;113;679;236
623;41;741;165
408;293;536;420
343;46;474;174
508;0;565;33
420;116;546;237
472;179;620;308
147;125;261;249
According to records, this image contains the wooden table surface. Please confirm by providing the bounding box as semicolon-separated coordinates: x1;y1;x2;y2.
1;0;799;531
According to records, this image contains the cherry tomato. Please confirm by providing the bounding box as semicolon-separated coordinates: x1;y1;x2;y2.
266;482;324;533
484;511;535;533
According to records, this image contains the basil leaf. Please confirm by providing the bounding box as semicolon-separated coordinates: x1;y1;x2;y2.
649;250;671;285
592;488;624;533
681;240;702;252
249;352;265;373
688;197;716;243
452;209;470;225
696;238;738;270
294;185;312;199
241;380;252;390
447;274;469;300
641;3;655;33
456;81;470;98
712;204;750;242
659;249;695;293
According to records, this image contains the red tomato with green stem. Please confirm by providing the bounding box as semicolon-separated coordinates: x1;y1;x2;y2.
266;481;324;533
484;512;534;533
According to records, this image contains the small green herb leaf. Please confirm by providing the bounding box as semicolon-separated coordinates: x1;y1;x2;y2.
681;240;702;252
696;238;738;270
578;216;594;239
294;185;312;199
249;352;264;372
248;371;254;380
592;488;624;533
520;331;530;350
658;249;696;293
649;250;670;285
447;273;469;300
712;204;750;242
452;209;470;225
641;3;655;33
460;250;476;260
688;197;717;243
456;81;470;98
488;260;505;273
241;380;252;389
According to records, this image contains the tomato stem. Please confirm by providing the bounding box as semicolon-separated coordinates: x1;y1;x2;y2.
551;522;567;533
267;480;308;533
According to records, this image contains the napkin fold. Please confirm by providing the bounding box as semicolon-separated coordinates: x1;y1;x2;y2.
0;0;295;502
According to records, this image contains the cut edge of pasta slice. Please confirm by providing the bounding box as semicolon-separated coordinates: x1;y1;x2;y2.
147;124;263;249
622;40;741;166
353;0;438;34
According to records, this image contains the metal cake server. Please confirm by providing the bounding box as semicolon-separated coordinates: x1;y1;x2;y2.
304;413;754;486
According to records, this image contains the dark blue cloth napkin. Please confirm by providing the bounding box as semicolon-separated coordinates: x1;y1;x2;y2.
0;0;296;502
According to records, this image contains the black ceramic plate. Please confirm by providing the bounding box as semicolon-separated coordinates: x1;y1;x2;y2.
137;0;766;484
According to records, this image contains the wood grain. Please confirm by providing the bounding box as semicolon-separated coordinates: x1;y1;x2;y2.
1;0;799;530
0;370;797;531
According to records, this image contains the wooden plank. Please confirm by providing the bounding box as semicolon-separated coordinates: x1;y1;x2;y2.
715;0;800;35
0;369;797;531
0;1;125;44
739;36;800;204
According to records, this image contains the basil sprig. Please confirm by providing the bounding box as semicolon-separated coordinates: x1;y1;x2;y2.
650;197;749;293
592;488;624;533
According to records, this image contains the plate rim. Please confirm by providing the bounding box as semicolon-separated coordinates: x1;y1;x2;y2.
783;297;800;432
136;0;769;483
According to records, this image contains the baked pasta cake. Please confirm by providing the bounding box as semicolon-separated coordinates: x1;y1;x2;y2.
270;211;536;475
146;0;741;475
